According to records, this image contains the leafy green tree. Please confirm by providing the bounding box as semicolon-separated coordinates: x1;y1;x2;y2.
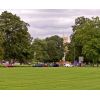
46;35;64;62
0;11;32;64
71;16;100;65
31;35;64;63
31;38;49;63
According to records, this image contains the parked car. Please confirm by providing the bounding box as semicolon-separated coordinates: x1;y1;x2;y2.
33;64;43;67
52;63;59;67
33;63;47;67
64;63;73;67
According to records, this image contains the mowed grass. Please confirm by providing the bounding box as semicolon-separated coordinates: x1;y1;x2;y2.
0;67;100;90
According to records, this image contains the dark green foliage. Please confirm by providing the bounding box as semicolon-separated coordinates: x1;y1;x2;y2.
0;11;32;63
31;35;64;62
31;38;49;62
70;16;100;64
46;35;64;62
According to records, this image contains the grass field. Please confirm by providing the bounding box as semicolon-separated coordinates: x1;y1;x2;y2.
0;67;100;90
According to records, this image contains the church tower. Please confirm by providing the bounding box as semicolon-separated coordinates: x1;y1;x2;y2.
62;34;69;62
63;34;68;44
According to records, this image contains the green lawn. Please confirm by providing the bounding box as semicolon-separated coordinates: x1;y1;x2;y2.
0;67;100;90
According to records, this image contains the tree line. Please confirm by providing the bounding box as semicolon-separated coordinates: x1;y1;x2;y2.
0;11;100;65
0;11;64;64
31;36;64;63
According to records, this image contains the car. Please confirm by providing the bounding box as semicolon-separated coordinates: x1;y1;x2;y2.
33;64;43;67
33;63;45;67
64;63;73;67
52;63;59;67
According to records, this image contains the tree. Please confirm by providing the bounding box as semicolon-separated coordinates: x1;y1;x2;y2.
70;16;100;65
82;38;100;66
31;35;64;63
0;11;32;64
31;38;49;63
46;35;64;62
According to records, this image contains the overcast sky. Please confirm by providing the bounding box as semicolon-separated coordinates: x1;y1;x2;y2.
0;9;100;39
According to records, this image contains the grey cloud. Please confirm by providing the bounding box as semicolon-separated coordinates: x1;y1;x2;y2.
29;20;72;29
1;9;100;39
